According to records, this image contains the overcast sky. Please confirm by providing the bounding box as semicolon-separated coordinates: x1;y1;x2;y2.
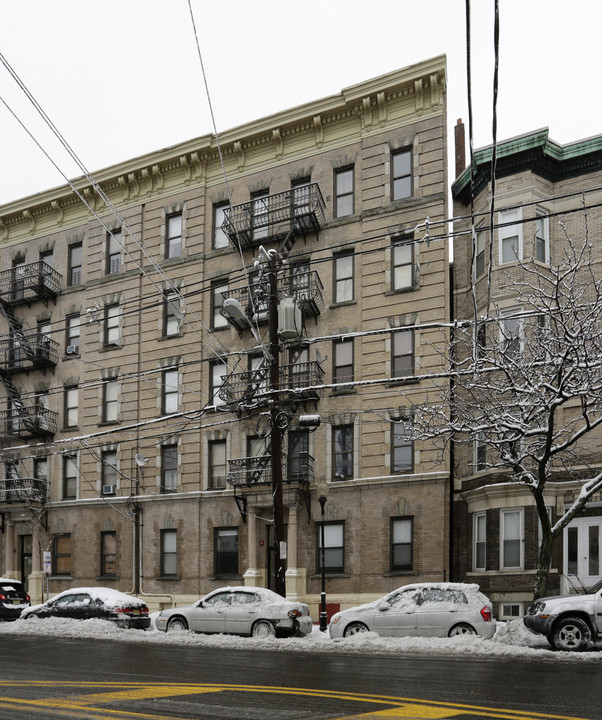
0;1;599;207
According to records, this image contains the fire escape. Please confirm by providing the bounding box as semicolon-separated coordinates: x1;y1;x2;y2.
0;260;61;505
219;182;326;507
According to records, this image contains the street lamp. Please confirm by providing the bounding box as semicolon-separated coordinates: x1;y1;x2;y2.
316;479;330;632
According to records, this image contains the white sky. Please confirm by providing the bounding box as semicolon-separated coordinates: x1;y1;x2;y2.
0;0;599;207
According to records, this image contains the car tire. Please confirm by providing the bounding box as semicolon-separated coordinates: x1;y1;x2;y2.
166;616;189;632
448;623;477;637
551;617;591;652
343;621;369;638
252;620;276;638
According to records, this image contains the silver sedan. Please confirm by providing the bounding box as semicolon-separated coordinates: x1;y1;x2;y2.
329;582;496;639
155;586;313;638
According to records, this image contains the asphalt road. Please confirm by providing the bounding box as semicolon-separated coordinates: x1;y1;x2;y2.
1;635;601;719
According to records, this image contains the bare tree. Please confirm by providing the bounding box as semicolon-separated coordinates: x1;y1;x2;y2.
415;228;602;599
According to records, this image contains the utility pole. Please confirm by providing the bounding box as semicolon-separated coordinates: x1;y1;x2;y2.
268;254;287;597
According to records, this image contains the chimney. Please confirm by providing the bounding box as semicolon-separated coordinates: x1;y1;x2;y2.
454;118;466;179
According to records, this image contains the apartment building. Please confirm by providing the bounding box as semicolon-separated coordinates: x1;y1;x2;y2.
452;128;602;618
0;55;449;614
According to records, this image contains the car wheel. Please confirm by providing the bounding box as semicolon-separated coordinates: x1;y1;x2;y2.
448;623;477;637
252;619;276;638
166;616;189;632
343;621;369;638
551;617;591;652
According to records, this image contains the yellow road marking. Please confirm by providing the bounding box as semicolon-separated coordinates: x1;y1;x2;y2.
0;682;592;720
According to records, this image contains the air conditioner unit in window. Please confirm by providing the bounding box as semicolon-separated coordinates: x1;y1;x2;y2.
66;345;79;355
102;484;116;495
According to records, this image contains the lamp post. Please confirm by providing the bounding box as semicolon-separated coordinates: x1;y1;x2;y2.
316;479;330;631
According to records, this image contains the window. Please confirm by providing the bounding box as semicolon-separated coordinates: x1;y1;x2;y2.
392;421;413;473
62;454;77;499
288;346;309;391
66;315;80;354
391;517;413;571
11;259;25;301
210;361;227;407
209;439;227;489
501;509;523;569
334;252;354;303
317;521;344;573
161;445;177;492
213;202;230;249
333;339;353;386
212;281;228;329
162;369;178;414
332;425;353;480
64;386;78;428
106;230;121;274
102;380;118;423
474;513;486;571
160;529;177;576
500;309;522;358
535;210;549;264
165;213;182;258
104;304;120;347
101;450;117;491
52;534;71;575
33;456;48;482
100;531;116;576
499;208;522;264
288;430;309;482
391;149;412;200
475;227;486;278
392;237;414;290
163;291;180;337
291;177;311;216
334;167;354;217
392;329;414;378
68;243;82;286
474;431;487;472
215;527;238;576
251;189;269;240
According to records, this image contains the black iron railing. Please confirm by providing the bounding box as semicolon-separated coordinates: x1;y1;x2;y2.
0;334;59;373
0;405;58;438
226;451;314;487
0;261;61;305
0;477;48;504
222;183;326;250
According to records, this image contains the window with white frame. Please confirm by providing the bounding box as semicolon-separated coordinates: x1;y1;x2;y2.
392;421;413;473
391;148;412;200
333;339;353;386
474;512;486;570
160;529;177;576
66;315;80;354
213;202;230;249
332;425;353;480
390;517;413;571
334;252;354;303
101;450;117;491
163;290;180;337
498;208;522;264
64;386;78;428
212;281;228;329
209;439;227;489
535;210;549;264
104;304;120;347
165;213;182;259
334;167;354;218
501;508;523;569
162;369;178;414
317;521;345;573
251;189;269;240
210;361;227;407
63;454;77;499
161;445;177;492
392;329;414;378
475;227;486;278
102;379;119;423
106;230;121;274
392;237;414;290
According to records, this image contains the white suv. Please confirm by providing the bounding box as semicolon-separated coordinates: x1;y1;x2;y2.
524;578;602;651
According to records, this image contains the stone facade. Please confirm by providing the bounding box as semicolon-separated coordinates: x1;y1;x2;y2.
0;56;449;616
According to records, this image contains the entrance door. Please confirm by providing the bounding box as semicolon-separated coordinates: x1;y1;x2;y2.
564;517;602;591
20;535;32;593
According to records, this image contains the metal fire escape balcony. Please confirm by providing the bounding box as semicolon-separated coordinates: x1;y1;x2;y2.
227;451;314;488
0;261;61;306
0;333;60;374
0;477;48;505
0;405;58;439
222;183;326;251
218;361;324;409
220;271;324;331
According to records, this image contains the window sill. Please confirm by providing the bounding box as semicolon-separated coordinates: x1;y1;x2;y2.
211;575;243;582
330;300;357;309
385;286;419;296
330;387;356;397
62;426;79;432
386;377;420;387
157;576;180;581
96;575;118;581
310;572;349;580
160;333;184;341
384;570;417;577
98;421;119;427
50;575;74;580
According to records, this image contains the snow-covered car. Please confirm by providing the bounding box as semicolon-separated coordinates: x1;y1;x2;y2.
20;587;150;629
329;582;496;640
523;578;602;651
155;586;313;638
0;578;30;620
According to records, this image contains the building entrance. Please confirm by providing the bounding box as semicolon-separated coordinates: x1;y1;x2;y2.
563;517;602;592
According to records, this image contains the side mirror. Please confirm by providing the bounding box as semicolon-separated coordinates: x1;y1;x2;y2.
378;601;390;612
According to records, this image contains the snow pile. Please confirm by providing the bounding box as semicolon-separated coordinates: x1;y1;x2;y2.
1;616;601;663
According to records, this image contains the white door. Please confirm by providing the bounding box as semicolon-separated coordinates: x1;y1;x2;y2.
563;517;602;591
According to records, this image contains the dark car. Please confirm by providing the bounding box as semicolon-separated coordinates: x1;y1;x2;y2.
20;587;150;629
0;578;30;620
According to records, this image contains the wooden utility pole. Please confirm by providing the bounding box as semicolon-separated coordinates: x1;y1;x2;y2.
268;256;287;597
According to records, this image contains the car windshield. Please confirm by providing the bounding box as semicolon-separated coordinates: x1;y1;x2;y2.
587;578;602;594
